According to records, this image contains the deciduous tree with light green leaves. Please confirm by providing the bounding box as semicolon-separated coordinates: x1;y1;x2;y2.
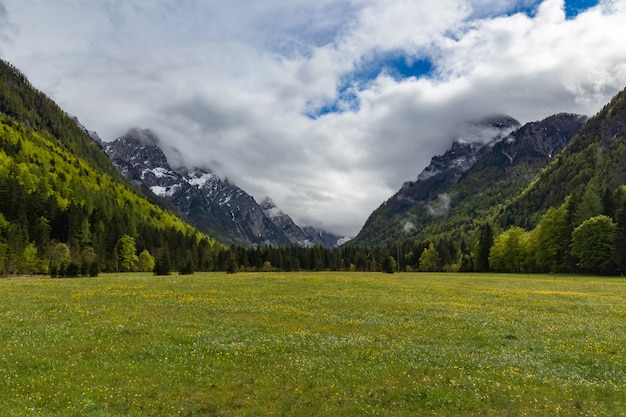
532;203;571;273
117;235;138;272
50;242;71;273
571;215;616;275
419;243;441;272
137;249;155;272
489;227;529;273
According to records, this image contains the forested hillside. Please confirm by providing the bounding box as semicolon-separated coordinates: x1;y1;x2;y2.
0;60;221;276
352;113;586;247
344;89;626;275
486;86;626;275
500;87;626;228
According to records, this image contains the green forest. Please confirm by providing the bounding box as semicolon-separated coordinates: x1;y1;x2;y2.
0;60;221;276
225;182;626;275
1;58;626;277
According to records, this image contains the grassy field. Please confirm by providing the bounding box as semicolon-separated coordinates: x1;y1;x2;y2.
0;272;625;416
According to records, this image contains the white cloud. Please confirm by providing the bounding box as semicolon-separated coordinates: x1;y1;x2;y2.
1;0;626;237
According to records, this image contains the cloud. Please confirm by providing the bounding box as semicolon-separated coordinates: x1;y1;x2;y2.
428;193;453;217
403;220;416;234
1;0;625;237
0;1;10;48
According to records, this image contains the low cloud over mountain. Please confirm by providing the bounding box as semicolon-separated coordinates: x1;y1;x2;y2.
2;0;626;236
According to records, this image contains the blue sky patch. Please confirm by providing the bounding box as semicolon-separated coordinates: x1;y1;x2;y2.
349;52;434;86
482;0;599;19
308;51;434;118
308;88;360;119
564;0;599;18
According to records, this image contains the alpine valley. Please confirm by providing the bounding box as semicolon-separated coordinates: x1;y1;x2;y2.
2;56;626;275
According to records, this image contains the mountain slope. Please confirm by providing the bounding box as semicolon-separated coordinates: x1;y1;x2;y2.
104;129;289;247
261;197;343;247
500;86;626;229
0;59;219;275
104;131;344;247
351;113;587;245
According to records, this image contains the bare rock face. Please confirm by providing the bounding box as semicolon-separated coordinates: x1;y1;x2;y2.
261;197;343;248
104;129;343;247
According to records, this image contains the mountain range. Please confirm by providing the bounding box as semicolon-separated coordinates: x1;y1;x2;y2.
101;129;344;248
2;56;626;275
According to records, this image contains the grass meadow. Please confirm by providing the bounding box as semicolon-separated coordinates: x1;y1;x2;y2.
0;272;625;416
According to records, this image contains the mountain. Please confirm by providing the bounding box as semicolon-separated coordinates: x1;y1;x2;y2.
260;197;344;247
350;114;520;244
500;86;626;229
104;130;344;248
351;113;587;245
0;59;219;275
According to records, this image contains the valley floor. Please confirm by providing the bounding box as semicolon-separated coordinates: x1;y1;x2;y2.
1;272;624;416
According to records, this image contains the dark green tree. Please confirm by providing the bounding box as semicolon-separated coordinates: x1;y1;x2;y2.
117;235;138;272
615;200;626;273
381;255;396;273
153;255;171;276
473;223;493;272
573;187;603;226
225;251;238;274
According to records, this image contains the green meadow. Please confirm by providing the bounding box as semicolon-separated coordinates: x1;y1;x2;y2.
1;272;625;416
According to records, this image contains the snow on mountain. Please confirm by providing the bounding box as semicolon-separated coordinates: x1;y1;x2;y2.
260;197;345;248
103;129;343;248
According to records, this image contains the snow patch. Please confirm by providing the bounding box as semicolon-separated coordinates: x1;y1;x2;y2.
142;167;170;180
150;185;180;197
187;171;215;187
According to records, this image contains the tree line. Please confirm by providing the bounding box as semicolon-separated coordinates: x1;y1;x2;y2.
218;185;626;276
3;183;625;277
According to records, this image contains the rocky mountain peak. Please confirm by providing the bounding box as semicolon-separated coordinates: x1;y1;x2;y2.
487;112;588;165
125;127;160;146
103;130;344;248
105;129;170;173
479;114;521;130
415;140;481;183
404;114;520;189
261;197;285;222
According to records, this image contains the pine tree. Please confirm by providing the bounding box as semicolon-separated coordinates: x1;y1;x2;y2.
474;223;493;272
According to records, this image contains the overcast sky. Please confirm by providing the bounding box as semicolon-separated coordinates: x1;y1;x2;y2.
1;0;626;237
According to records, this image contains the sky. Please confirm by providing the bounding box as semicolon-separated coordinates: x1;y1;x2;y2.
1;0;626;237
